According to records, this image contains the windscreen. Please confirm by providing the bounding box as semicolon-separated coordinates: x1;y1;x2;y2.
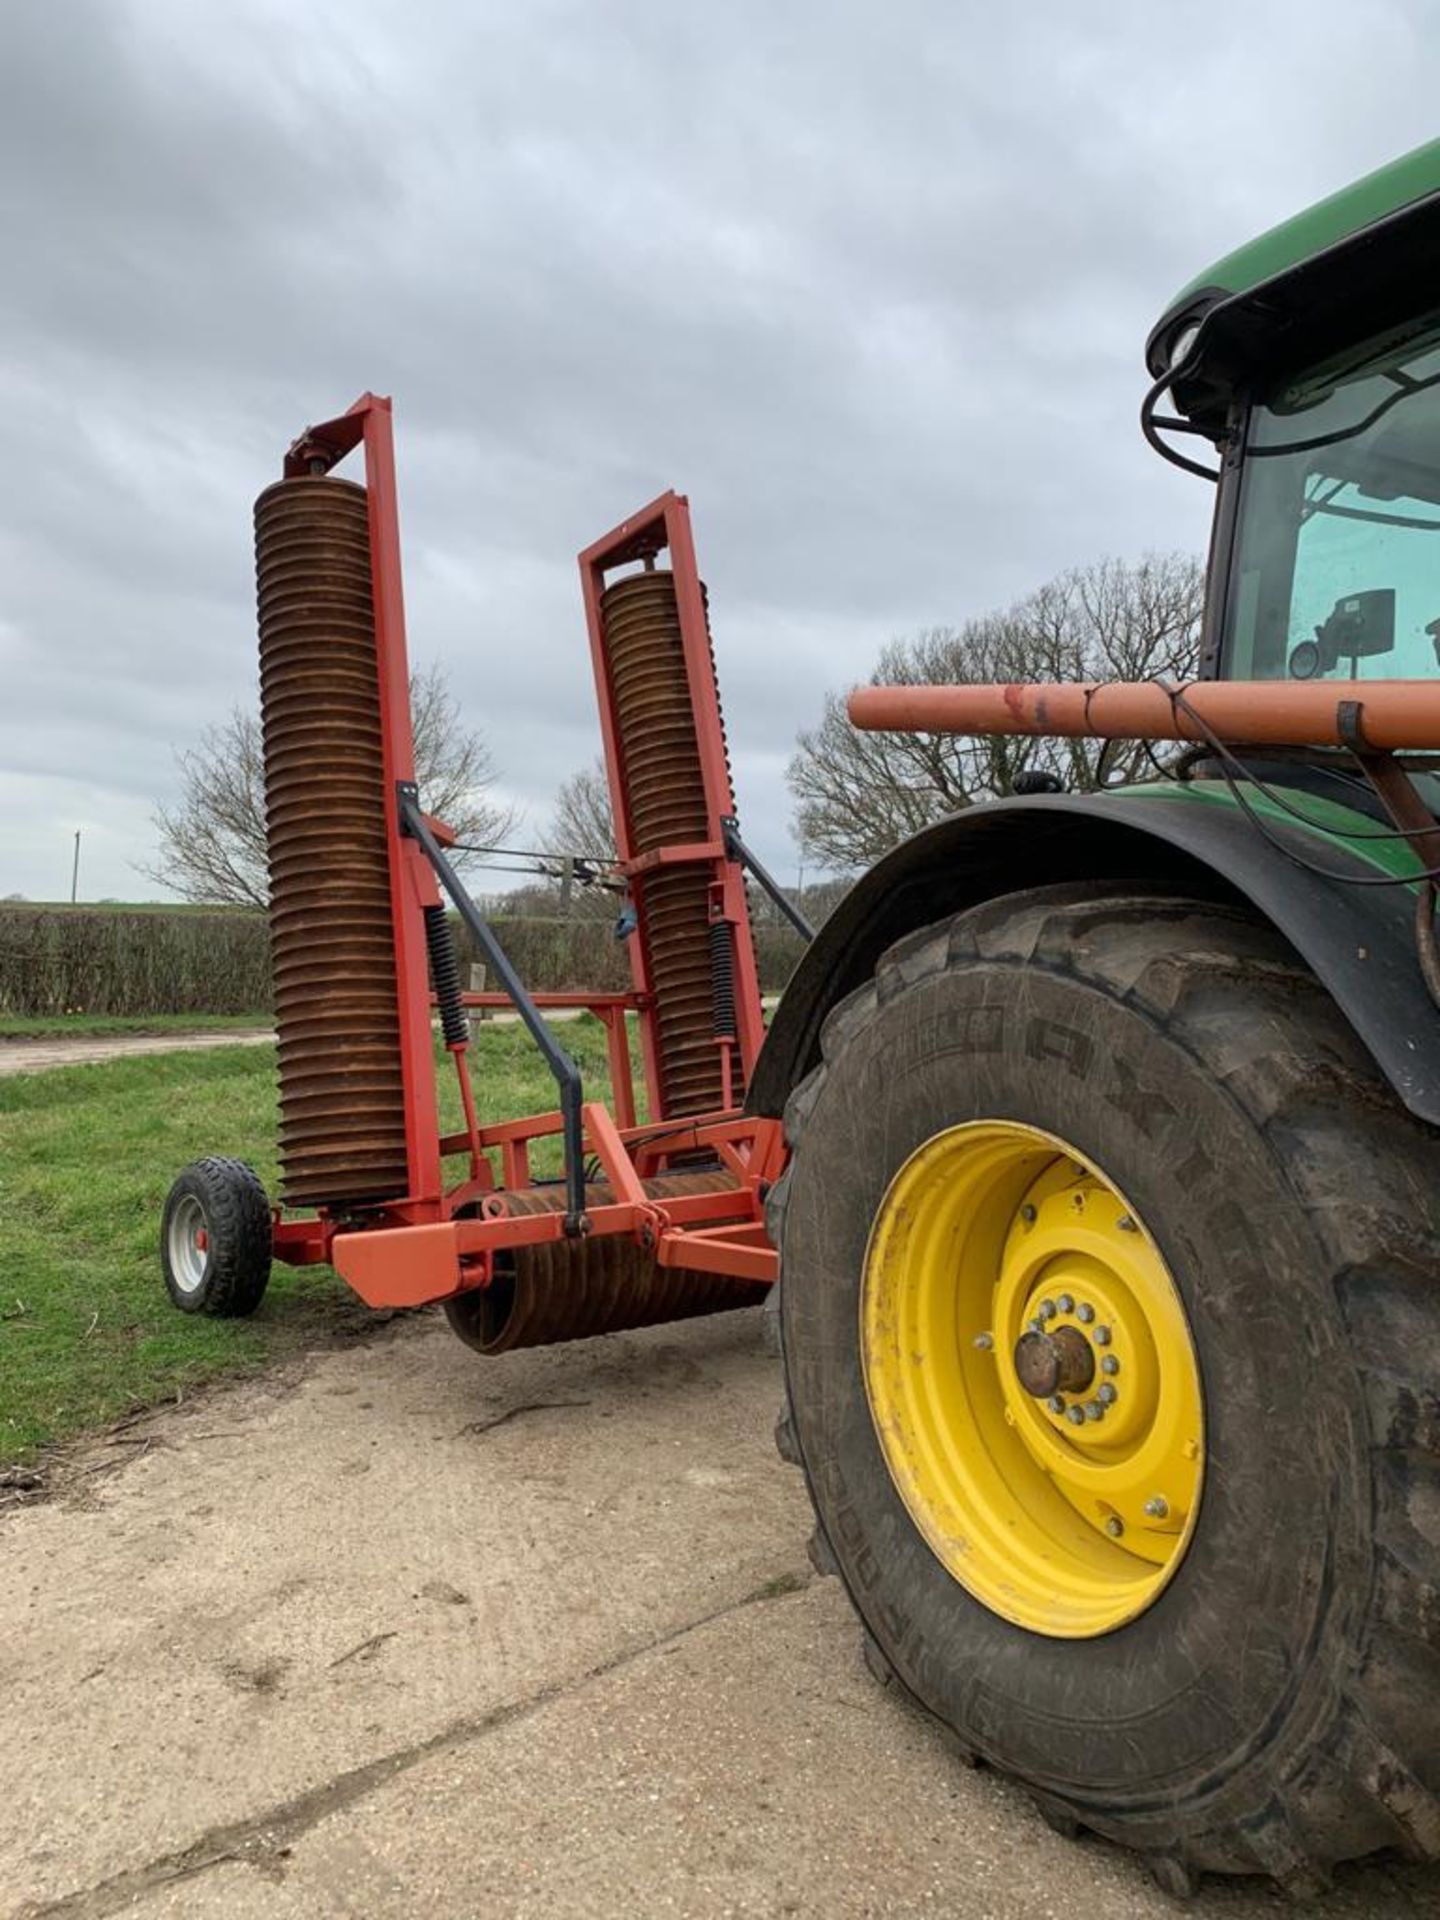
1224;326;1440;682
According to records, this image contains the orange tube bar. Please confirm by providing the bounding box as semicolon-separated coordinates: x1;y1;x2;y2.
847;680;1440;753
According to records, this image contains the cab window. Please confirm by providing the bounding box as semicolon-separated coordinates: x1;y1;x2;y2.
1225;332;1440;681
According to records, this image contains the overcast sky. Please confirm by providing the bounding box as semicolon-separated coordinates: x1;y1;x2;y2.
2;1;1436;901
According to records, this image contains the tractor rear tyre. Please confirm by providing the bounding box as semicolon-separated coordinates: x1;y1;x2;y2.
770;886;1440;1892
161;1157;272;1317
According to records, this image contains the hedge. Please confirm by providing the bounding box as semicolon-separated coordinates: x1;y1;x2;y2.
0;907;270;1017
0;906;808;1017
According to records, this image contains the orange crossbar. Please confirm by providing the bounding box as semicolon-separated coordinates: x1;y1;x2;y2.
657;1220;776;1285
848;679;1440;752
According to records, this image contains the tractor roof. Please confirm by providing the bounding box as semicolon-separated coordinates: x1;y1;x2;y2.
1147;138;1440;433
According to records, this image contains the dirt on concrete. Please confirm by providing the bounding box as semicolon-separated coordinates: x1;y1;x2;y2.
3;1311;1437;1920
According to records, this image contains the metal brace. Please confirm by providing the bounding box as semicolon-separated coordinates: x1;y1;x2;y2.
399;783;588;1233
720;815;816;942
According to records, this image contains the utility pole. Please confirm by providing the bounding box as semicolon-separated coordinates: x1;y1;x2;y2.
70;830;81;905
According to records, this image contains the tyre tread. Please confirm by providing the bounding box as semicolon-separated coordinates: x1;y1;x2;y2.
771;884;1440;1887
161;1156;272;1318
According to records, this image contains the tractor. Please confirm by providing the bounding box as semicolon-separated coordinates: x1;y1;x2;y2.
163;138;1440;1896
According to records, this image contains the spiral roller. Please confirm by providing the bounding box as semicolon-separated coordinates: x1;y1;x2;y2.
598;568;731;1116
254;475;410;1209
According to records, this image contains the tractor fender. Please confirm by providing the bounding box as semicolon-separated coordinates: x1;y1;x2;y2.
750;789;1440;1127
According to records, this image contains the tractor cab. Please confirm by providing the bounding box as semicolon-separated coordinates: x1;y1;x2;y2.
1146;137;1440;691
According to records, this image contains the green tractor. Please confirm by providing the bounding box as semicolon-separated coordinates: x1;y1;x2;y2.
758;139;1440;1895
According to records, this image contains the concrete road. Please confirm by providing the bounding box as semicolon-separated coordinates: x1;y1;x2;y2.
3;1313;1436;1920
0;1005;598;1076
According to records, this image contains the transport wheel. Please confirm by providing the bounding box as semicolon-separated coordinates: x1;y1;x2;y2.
770;885;1440;1892
160;1157;272;1317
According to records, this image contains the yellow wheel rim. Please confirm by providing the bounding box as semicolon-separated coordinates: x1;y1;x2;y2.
861;1120;1204;1638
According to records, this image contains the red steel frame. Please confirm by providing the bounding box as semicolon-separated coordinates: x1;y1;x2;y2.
578;493;767;1113
267;399;783;1310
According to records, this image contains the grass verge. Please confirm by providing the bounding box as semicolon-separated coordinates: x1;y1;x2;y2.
0;1013;271;1040
0;1017;618;1466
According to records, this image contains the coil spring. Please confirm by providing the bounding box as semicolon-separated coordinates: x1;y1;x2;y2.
709;919;737;1039
424;904;468;1048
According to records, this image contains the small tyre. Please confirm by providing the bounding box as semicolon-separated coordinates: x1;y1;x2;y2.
161;1157;272;1317
774;884;1440;1889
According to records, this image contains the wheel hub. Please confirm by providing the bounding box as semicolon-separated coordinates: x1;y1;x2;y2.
1013;1323;1094;1398
166;1193;210;1296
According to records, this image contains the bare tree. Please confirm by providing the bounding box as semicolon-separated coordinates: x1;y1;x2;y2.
788;553;1203;871
544;759;617;863
536;758;620;919
145;661;514;906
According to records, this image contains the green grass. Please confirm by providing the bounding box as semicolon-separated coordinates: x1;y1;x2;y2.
0;1013;271;1040
0;1017;620;1465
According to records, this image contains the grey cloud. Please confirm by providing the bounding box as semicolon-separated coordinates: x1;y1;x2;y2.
3;0;1438;897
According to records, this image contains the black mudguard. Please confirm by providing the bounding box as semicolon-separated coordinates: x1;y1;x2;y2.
751;789;1440;1127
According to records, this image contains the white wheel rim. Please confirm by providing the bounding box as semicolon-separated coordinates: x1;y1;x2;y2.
168;1194;209;1295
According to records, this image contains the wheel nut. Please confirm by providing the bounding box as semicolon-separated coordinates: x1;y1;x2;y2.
1057;1293;1075;1314
1021;1204;1037;1224
1084;1399;1104;1422
973;1332;994;1351
1066;1406;1085;1427
1101;1355;1120;1376
1144;1496;1170;1520
1105;1516;1124;1538
1077;1302;1095;1325
1038;1299;1056;1320
1098;1383;1117;1406
1093;1325;1111;1346
1047;1395;1065;1415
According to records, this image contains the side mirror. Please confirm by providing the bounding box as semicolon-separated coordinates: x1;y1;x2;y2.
1314;587;1395;672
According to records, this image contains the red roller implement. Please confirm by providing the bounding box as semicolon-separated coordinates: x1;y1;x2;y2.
255;399;783;1313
